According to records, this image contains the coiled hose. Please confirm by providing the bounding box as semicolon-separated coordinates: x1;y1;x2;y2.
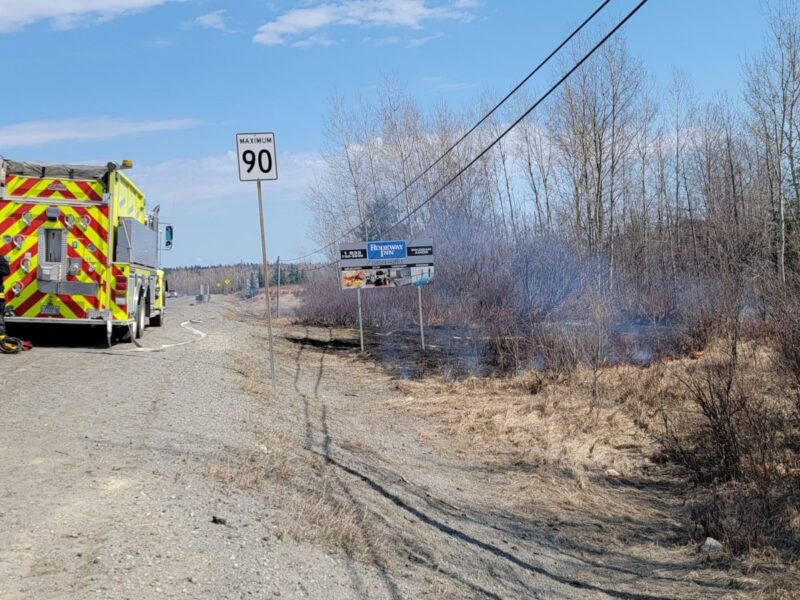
0;335;23;354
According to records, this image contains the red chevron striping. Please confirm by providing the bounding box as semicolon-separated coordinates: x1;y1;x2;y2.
64;243;104;287
71;230;107;265
8;245;37;273
59;295;87;318
0;203;32;237
55;182;77;200
13;269;37;292
37;186;56;199
7;177;39;197
1;213;49;258
71;205;109;242
66;245;79;282
0;216;16;239
74;180;103;201
15;290;45;317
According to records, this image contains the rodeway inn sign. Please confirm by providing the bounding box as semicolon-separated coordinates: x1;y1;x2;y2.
367;240;406;260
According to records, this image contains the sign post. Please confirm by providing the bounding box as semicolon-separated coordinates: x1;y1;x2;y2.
276;255;281;318
237;132;279;390
417;285;425;350
357;288;365;351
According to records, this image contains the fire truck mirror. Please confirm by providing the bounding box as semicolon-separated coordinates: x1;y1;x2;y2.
164;225;174;249
165;279;170;292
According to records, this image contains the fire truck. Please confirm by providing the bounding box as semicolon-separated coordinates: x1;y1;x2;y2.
0;158;173;346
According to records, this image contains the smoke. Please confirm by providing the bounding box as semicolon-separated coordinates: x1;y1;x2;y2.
295;218;713;377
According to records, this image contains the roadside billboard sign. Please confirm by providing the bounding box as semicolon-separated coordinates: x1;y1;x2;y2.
339;239;434;290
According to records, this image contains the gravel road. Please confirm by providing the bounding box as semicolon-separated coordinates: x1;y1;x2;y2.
0;297;755;599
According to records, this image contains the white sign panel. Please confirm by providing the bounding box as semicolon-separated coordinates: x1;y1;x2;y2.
236;132;278;181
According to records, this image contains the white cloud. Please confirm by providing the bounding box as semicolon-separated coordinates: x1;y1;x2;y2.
364;30;441;47
293;34;336;48
407;31;443;47
253;0;475;46
363;35;403;46
194;9;232;32
135;151;325;205
0;0;179;32
0;117;197;148
135;151;322;266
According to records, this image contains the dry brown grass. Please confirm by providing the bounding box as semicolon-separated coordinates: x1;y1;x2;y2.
273;479;380;561
390;363;669;475
390;341;793;473
389;338;800;577
208;439;389;562
214;347;391;563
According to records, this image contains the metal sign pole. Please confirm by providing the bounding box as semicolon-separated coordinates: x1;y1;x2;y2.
357;287;365;352
276;255;281;318
256;179;277;390
417;285;426;350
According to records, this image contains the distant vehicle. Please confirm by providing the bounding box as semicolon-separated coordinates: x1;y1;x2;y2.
0;158;174;346
167;290;179;298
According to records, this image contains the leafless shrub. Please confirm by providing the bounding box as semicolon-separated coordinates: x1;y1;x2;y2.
689;481;800;559
294;268;358;327
771;278;800;410
657;332;799;555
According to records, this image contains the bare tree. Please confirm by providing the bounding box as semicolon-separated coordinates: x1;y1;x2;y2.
744;0;800;283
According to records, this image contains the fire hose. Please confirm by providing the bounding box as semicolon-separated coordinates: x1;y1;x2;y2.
0;304;31;354
0;334;26;354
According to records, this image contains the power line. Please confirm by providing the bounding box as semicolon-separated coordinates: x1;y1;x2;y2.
283;0;614;263
300;0;651;275
377;0;650;237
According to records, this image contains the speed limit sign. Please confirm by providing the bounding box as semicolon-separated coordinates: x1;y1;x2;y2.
236;132;278;181
235;130;279;391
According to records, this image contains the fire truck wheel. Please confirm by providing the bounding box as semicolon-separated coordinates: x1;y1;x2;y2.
150;310;164;327
114;324;133;343
135;299;145;339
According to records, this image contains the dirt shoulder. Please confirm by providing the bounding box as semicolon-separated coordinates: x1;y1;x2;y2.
0;296;788;599
225;302;783;599
0;298;389;599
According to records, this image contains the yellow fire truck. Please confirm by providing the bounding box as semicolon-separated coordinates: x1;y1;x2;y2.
0;158;172;346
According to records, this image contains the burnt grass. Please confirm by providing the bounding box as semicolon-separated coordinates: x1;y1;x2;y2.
287;322;684;381
285;325;489;380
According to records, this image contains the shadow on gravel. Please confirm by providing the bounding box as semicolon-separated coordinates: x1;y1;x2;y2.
6;323;111;348
318;453;687;600
290;326;402;600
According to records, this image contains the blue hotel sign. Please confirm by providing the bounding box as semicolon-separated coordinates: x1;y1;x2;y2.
367;240;407;260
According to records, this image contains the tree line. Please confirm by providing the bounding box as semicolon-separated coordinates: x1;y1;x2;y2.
165;262;306;296
303;4;800;335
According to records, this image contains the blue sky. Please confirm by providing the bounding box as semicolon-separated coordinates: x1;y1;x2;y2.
0;0;770;267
